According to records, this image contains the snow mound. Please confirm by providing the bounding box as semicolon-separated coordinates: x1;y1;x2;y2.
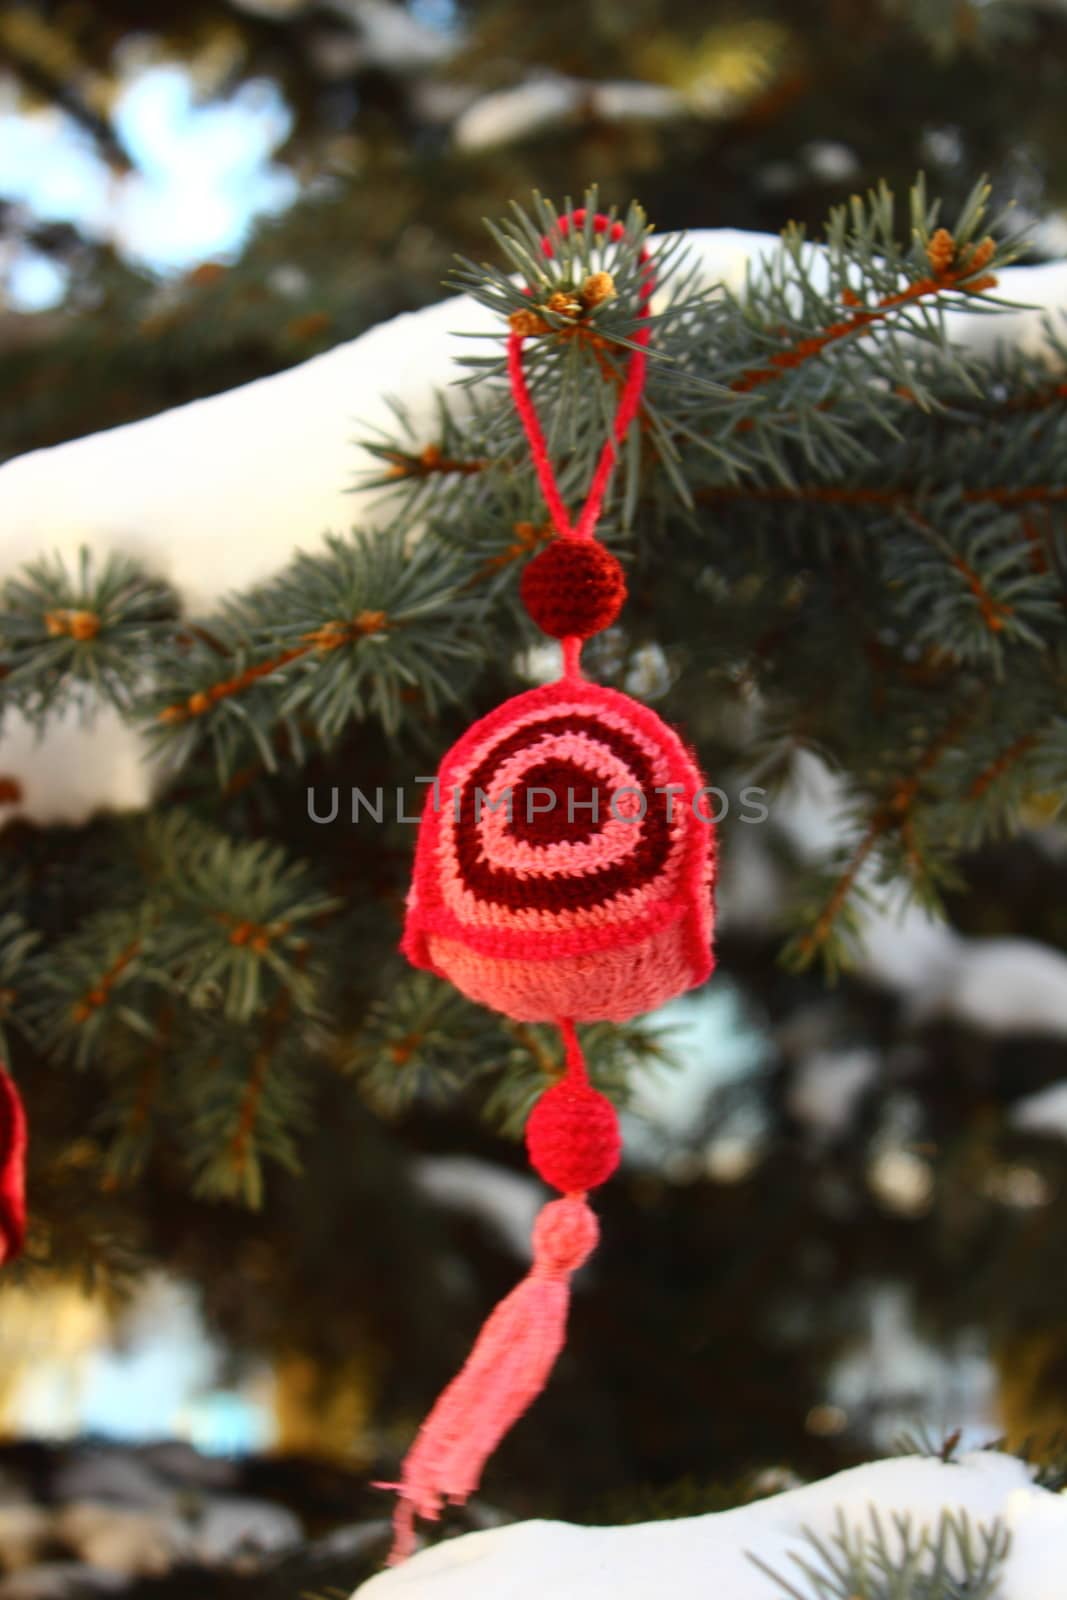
352;1452;1065;1600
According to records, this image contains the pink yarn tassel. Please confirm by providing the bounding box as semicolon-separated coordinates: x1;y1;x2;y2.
386;1194;599;1564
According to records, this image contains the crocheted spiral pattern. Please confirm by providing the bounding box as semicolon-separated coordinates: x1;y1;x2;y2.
402;678;716;1022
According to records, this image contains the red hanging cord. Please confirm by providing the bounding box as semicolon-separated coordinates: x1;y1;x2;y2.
506;210;655;546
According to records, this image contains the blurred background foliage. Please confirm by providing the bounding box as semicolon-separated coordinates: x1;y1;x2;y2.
6;0;1067;461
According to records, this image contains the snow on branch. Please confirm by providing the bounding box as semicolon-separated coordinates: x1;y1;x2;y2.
3;223;1067;1042
351;1450;1063;1600
3;228;1064;628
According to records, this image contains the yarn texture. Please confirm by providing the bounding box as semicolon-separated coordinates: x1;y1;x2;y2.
520;537;627;639
386;1194;600;1566
526;1078;621;1193
401;678;716;1022
389;209;717;1566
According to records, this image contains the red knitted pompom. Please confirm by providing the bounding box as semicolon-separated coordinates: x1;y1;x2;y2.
526;1078;621;1194
520;538;627;640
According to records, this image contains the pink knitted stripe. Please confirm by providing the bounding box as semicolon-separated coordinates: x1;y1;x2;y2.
434;867;691;936
443;692;673;793
475;733;643;876
426;914;710;1022
404;685;707;959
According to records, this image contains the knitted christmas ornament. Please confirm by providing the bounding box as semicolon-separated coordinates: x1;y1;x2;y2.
0;1065;27;1266
389;211;717;1563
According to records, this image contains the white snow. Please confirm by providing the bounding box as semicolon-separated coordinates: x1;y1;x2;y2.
351;1451;1066;1599
3;233;1062;626
0;702;155;824
908;935;1067;1038
0;291;496;618
1011;1080;1067;1139
453;78;686;151
453;77;583;151
786;1048;879;1141
767;750;1067;1040
410;1157;543;1259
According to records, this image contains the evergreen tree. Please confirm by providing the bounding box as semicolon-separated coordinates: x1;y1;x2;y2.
4;7;1067;1592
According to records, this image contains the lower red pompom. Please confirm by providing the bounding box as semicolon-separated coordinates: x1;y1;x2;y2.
526;1078;621;1193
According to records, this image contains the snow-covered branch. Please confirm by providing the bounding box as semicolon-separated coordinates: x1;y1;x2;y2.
3;229;1067;1042
352;1450;1064;1600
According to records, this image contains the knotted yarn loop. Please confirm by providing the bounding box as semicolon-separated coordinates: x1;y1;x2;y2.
530;1195;600;1278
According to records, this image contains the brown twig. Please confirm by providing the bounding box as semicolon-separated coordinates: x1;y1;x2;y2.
71;939;142;1024
157;612;389;725
229;984;294;1182
384;443;488;480
795;703;979;962
968;733;1039;800
732;233;997;394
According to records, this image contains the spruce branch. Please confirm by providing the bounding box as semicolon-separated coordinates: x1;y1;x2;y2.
1010;1429;1067;1492
6;182;1067;990
143;526;489;778
448;187;732;513
28;904;159;1071
782;700;983;974
0;546;179;719
148;831;338;1025
885;498;1059;668
0;892;39;1059
351;972;500;1117
351;972;668;1135
750;1504;1010;1600
729;177;1015;401
890;1427;966;1462
178;994;313;1209
92;997;176;1188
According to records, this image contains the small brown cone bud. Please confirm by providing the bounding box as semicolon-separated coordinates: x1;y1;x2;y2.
927;228;956;277
44;609;101;640
546;290;580;318
962;236;996;273
354;609;388;636
509;309;550;337
580;271;616;309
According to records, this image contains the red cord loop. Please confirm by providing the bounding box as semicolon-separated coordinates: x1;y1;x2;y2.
507;210;654;546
